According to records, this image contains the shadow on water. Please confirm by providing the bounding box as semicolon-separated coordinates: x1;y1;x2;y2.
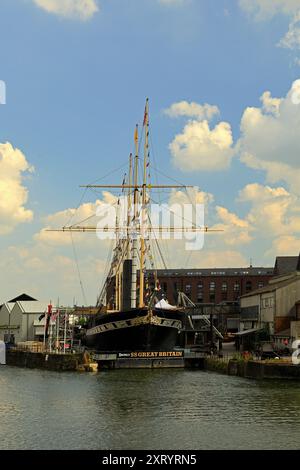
0;367;300;449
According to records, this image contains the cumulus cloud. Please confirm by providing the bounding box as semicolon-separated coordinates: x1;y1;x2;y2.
168;186;214;207
164;101;219;121
33;0;99;21
169;119;235;172
238;183;300;237
35;192;117;245
213;206;252;246
238;80;300;191
240;154;300;196
0;242;109;304
239;0;300;56
0;143;34;235
279;11;300;50
268;235;300;256
260;91;282;115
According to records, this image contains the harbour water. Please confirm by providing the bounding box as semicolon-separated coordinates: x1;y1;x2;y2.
0;366;300;450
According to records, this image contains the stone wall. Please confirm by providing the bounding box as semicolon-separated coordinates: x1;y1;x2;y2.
204;357;300;380
7;350;84;371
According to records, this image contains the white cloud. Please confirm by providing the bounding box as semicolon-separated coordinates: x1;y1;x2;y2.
195;250;248;268
260;91;282;115
168;186;214;207
213;206;252;246
33;0;99;21
240;153;300;196
0;143;33;235
268;235;300;256
238;183;300;237
239;0;300;56
169;119;235;172
164;101;219;121
0;242;109;305
238;80;300;190
35;191;117;245
279;11;300;49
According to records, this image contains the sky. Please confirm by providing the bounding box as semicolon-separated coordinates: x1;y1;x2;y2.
1;0;300;304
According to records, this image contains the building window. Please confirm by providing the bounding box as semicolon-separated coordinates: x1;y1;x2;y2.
209;293;215;303
246;281;252;292
210;281;216;291
222;293;228;302
222;282;228;292
263;297;273;308
258;282;264;289
185;284;191;298
197;291;203;302
234;282;240;292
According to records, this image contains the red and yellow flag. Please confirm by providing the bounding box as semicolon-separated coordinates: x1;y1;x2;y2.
134;126;138;144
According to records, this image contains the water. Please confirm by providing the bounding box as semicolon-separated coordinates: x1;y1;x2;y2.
0;366;300;450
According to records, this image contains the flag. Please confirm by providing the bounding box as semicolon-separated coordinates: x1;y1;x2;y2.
134;126;138;144
143;107;148;126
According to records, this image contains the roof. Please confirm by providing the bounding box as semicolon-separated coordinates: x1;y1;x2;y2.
241;272;300;298
0;303;13;312
16;301;49;314
274;256;299;276
241;285;277;298
146;267;273;277
234;328;263;336
8;293;38;303
33;318;54;326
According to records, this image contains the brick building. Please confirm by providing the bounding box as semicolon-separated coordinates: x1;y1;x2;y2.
146;266;274;305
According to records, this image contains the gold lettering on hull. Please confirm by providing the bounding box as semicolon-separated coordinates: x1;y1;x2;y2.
130;351;183;358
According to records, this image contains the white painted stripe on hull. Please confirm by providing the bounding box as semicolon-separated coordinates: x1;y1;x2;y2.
86;314;182;336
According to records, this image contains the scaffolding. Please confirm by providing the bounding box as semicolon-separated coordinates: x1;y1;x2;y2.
45;307;76;354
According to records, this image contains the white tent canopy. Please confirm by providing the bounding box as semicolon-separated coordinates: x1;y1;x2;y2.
154;298;177;310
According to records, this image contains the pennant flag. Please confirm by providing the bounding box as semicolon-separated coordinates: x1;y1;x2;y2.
143;107;148;126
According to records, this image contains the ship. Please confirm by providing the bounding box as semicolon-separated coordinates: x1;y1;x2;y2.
52;100;216;352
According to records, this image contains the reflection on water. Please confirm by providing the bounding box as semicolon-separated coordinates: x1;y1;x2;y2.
0;366;300;449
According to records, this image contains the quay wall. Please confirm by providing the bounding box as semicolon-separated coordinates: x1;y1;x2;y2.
6;350;84;371
204;357;300;380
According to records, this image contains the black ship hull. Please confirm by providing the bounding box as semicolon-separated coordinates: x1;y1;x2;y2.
84;307;183;352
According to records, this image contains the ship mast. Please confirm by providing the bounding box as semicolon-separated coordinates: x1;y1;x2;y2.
131;125;139;309
47;101;223;311
139;99;149;308
127;153;133;260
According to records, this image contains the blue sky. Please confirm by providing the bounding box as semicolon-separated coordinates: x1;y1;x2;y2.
1;0;300;304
